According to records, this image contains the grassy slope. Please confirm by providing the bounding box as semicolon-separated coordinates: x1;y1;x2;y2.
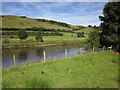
74;27;96;38
2;51;118;88
1;15;78;30
74;27;95;33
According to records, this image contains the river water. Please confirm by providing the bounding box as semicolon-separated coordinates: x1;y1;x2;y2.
2;44;87;67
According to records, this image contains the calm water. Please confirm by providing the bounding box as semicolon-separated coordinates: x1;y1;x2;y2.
2;45;86;67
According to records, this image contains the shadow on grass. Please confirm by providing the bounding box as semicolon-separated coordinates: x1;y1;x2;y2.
25;76;49;88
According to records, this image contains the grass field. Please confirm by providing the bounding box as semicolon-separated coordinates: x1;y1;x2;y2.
1;15;78;30
2;51;118;88
2;32;86;47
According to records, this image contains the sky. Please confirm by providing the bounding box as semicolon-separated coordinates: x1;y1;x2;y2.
1;2;107;26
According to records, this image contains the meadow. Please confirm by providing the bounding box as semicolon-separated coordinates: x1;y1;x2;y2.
2;51;118;88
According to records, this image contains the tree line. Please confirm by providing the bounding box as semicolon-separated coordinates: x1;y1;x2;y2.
2;31;63;36
1;27;74;33
36;19;71;28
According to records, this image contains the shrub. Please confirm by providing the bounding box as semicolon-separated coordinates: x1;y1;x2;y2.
35;31;44;42
18;29;28;40
77;32;85;37
86;31;100;48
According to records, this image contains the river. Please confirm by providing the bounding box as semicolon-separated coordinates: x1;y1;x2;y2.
2;44;87;67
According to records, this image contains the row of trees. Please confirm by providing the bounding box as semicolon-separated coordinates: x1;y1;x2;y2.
1;27;73;33
2;31;63;36
37;19;71;28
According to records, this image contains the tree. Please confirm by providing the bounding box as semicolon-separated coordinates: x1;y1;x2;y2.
88;25;92;27
18;29;28;40
77;32;85;37
87;31;100;48
99;2;120;48
36;31;44;42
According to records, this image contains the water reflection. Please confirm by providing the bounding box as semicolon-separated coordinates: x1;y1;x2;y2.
2;45;86;67
36;48;44;57
18;50;28;61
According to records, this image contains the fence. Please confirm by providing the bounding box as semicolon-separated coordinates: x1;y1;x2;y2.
11;46;113;67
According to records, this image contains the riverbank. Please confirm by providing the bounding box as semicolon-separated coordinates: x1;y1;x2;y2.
2;51;118;88
2;39;86;48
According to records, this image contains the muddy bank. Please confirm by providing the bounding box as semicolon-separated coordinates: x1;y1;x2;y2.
2;44;57;49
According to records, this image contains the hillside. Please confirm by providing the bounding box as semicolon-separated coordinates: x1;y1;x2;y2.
1;15;82;31
74;27;96;34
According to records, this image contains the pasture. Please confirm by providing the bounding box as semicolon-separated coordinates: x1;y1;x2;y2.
2;51;118;88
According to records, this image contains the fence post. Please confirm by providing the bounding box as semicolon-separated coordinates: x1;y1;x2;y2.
103;46;105;51
13;55;16;67
65;49;67;58
43;51;46;63
93;46;94;53
110;45;112;51
80;48;82;55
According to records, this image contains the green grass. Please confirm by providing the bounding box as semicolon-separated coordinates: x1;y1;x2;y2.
74;27;95;33
2;51;118;88
74;27;96;37
1;15;78;30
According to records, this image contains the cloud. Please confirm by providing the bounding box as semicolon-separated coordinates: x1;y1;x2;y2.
2;2;106;26
1;0;108;2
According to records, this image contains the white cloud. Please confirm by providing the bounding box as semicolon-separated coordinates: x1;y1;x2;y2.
2;2;105;26
1;0;108;2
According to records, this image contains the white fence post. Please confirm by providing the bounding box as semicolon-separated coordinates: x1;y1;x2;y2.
43;51;46;63
65;49;67;58
80;48;82;55
110;45;112;51
13;55;16;66
108;45;112;51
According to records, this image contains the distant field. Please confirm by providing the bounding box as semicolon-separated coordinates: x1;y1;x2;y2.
1;27;98;47
2;51;118;88
2;31;86;47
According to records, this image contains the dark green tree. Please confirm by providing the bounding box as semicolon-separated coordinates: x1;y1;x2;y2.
87;31;100;48
77;32;85;37
36;31;44;42
99;2;120;48
88;25;92;27
18;29;28;40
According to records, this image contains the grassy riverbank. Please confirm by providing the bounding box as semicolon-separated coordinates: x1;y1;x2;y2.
2;51;118;88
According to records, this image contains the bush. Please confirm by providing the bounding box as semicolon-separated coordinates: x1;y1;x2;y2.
36;31;44;42
18;29;28;40
86;31;100;47
77;32;85;37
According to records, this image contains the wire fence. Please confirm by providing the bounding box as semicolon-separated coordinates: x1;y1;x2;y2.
10;46;113;67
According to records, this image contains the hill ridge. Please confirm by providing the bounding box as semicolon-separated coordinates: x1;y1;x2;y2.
1;15;85;30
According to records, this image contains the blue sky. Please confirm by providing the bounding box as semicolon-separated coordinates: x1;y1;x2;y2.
1;2;106;26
